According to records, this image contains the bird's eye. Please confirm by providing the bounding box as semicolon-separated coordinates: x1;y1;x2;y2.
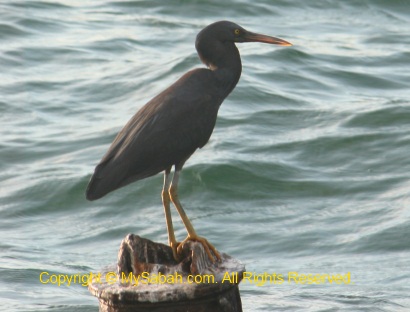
234;29;240;35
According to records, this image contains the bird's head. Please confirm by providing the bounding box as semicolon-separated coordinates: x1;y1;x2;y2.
196;21;291;70
197;21;291;47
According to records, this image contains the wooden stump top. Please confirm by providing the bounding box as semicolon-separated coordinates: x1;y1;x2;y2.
88;234;245;308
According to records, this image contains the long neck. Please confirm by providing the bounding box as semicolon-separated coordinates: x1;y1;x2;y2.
196;39;242;98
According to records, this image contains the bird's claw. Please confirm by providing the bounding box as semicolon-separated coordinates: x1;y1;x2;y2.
176;235;221;263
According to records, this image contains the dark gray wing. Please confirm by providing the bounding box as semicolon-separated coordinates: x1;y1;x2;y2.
86;69;222;200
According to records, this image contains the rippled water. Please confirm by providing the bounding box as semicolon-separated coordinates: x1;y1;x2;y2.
1;1;410;311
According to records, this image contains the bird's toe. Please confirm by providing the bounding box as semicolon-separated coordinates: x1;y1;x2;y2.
177;235;221;263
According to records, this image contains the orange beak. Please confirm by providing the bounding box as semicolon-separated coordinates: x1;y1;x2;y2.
242;31;292;46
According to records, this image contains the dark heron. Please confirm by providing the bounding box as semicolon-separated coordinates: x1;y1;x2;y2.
86;21;291;262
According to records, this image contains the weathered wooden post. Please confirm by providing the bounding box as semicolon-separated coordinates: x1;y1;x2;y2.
88;234;245;312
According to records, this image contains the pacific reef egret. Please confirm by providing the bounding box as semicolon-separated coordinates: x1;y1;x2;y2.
86;21;291;262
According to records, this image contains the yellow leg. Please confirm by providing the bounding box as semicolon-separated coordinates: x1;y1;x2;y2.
169;170;221;262
162;169;179;261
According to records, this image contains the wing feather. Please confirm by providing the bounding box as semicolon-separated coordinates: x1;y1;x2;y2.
86;69;222;200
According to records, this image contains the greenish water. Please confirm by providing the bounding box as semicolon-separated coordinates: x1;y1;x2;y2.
1;1;410;311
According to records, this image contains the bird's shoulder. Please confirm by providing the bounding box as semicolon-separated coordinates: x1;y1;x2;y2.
157;68;221;109
128;68;220;132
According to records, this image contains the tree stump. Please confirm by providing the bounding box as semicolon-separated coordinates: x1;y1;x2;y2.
88;234;245;312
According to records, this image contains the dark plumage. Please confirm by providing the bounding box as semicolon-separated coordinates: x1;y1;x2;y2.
86;21;291;261
86;69;222;200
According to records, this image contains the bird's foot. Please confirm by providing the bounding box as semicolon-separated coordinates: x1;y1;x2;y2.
177;235;221;263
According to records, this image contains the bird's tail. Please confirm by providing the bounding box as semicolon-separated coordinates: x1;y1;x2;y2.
85;175;106;201
85;163;119;201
